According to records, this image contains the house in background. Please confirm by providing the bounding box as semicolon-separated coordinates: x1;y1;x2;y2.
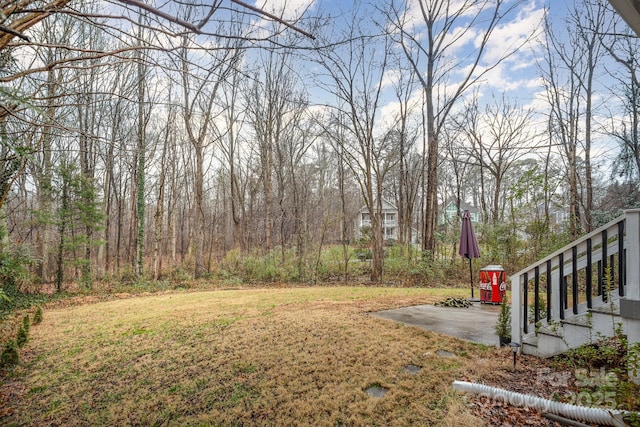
357;200;420;245
440;200;481;225
358;200;398;241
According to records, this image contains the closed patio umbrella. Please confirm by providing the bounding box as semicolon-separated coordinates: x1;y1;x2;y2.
459;210;480;298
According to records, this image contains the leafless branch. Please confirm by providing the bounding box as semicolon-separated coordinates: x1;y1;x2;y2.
230;0;315;40
116;0;202;33
0;24;30;42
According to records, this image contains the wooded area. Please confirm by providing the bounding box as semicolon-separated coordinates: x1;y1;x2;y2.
1;0;640;292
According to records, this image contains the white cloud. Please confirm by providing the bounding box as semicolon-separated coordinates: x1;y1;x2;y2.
242;0;317;40
481;2;546;65
404;0;481;24
400;0;546;103
380;68;401;91
252;0;317;23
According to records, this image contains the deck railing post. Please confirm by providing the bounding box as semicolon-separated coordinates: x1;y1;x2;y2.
523;272;529;334
586;238;592;308
572;246;578;315
559;253;565;320
619;220;626;296
511;273;522;346
534;267;540;324
624;209;640;301
621;209;640;383
546;260;552;322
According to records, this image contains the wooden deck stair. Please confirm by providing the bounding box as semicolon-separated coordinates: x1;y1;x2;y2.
521;301;622;357
511;209;640;358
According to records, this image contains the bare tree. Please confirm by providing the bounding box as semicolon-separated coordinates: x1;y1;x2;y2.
0;0;313;52
151;100;175;279
603;7;640;185
0;0;314;215
439;122;473;258
217;66;248;253
452;94;535;224
385;0;534;258
573;0;611;232
30;15;72;283
385;60;422;257
541;3;610;238
175;28;243;277
133;11;149;277
315;13;394;281
246;49;293;254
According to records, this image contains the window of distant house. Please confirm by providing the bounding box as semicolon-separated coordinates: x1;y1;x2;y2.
385;213;396;223
362;213;370;221
447;206;456;219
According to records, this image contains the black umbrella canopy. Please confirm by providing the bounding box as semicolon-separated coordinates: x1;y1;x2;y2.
459;210;480;298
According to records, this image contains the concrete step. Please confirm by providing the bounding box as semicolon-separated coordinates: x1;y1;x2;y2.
590;300;620;316
522;300;626;358
561;314;595;349
522;334;539;356
522;332;570;358
535;330;569;357
590;301;624;339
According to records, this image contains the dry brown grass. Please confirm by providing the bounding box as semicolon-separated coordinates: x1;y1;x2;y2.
1;287;515;426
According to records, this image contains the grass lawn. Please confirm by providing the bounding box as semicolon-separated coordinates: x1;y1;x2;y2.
1;287;513;426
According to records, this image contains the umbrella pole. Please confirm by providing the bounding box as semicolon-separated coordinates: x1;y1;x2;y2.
469;258;474;299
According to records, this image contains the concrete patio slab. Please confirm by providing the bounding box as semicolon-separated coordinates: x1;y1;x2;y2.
372;302;502;346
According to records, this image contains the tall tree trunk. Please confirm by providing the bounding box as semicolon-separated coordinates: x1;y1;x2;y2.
263;139;273;252
422;87;438;258
135;13;146;277
56;176;69;292
153;110;171;280
370;197;384;282
36;64;56;283
193;145;205;277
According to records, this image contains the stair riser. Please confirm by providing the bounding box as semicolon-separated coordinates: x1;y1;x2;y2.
522;343;540;357
524;311;625;357
534;333;569;357
561;323;595;348
589;312;624;339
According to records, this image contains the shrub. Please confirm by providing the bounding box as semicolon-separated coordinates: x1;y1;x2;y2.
22;314;30;334
33;306;43;325
494;300;511;340
551;327;640;413
407;257;448;285
16;324;28;347
0;241;35;301
0;289;10;303
0;339;19;367
529;296;547;322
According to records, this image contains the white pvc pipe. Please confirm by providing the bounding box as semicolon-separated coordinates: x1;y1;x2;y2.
452;381;628;427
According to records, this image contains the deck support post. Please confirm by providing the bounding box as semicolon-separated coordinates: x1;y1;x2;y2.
621;209;640;383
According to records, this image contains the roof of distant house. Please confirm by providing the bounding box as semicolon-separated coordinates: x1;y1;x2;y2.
444;200;479;214
360;199;397;212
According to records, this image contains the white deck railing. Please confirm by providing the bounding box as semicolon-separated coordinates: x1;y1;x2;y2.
511;209;640;345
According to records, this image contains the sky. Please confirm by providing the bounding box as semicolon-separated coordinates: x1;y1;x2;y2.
250;0;616;94
247;0;556;106
245;0;627;172
16;0;619;176
262;1;550;124
9;0;626;173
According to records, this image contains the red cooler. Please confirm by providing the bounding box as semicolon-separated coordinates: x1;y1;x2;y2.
479;265;507;304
